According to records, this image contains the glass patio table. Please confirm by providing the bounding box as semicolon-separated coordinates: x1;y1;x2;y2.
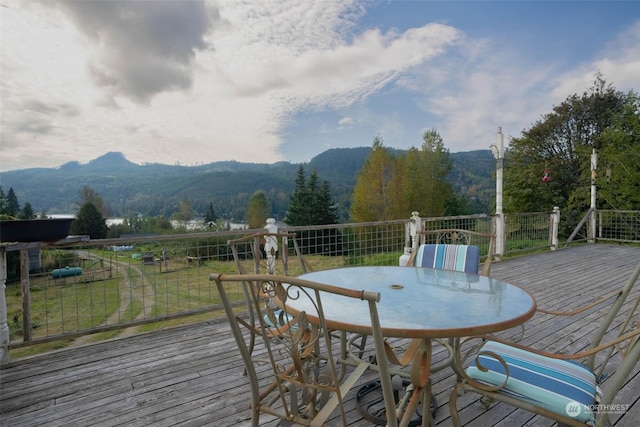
291;266;537;426
295;266;536;338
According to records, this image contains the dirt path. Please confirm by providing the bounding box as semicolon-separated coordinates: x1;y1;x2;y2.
69;253;156;346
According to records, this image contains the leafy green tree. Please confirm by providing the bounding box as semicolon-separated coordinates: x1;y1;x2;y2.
504;74;636;216
351;131;454;221
597;91;640;209
350;135;394;221
171;199;193;227
414;128;455;217
78;186;110;218
106;223;135;238
72;202;108;239
127;216;173;234
245;191;270;228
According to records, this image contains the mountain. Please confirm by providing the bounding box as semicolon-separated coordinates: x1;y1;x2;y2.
0;149;496;221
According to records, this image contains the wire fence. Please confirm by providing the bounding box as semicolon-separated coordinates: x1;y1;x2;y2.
505;212;554;254
3;210;639;352
597;210;640;243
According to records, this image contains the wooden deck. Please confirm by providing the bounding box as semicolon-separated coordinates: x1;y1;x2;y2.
2;244;640;426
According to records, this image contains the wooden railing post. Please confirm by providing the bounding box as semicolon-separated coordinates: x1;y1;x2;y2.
550;207;560;251
494;213;505;259
492;127;505;259
0;248;9;365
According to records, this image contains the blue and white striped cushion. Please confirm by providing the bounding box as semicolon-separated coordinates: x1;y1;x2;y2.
466;341;598;423
415;244;480;273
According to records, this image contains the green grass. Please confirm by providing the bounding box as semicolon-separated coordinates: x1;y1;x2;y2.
7;252;397;346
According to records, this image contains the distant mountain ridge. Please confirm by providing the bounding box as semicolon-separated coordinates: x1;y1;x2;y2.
1;148;496;221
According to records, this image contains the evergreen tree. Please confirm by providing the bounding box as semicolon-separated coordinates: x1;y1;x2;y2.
6;187;20;217
203;202;217;226
285;166;339;226
307;169;321;224
0;186;5;215
20;202;35;219
285;166;311;226
71;202;108;239
316;180;339;225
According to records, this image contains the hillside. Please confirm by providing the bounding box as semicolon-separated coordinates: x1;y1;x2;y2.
1;149;496;221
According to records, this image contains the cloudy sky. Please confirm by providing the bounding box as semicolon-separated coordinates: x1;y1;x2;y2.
1;1;639;171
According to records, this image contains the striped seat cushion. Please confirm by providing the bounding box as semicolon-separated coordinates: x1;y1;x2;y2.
415;244;480;273
466;341;598;423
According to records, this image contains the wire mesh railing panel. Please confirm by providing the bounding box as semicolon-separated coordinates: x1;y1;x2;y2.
597;210;640;242
504;212;551;253
283;220;407;269
421;214;492;234
420;215;495;258
6;233;245;347
8;210;634;349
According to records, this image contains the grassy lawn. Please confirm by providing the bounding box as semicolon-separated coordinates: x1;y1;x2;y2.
6;248;406;359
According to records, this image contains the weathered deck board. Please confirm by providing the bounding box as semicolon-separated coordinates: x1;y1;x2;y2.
2;244;639;426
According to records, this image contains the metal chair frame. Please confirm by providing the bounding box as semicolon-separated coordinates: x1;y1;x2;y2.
449;259;640;427
228;231;312;361
211;272;397;427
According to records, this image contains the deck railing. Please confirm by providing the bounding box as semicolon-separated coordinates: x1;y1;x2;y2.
1;209;639;363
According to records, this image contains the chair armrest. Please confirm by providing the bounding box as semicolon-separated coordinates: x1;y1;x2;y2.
461;326;640;363
536;288;622;316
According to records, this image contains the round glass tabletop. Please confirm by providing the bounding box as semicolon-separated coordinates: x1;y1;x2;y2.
294;266;536;338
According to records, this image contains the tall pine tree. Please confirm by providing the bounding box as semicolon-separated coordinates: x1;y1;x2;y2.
285;166;338;226
285;166;310;226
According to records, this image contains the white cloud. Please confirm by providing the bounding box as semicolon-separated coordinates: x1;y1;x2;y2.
338;117;354;127
1;1;638;171
1;0;463;170
405;18;640;152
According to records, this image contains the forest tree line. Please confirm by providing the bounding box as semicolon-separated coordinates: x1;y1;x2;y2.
2;74;637;238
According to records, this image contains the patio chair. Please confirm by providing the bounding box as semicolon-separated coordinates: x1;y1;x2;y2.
410;229;496;275
413;243;481;273
356;232;486;369
449;258;640;427
210;272;397;427
228;231;312;360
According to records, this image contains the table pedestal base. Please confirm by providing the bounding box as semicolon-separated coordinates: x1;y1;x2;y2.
355;377;437;426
